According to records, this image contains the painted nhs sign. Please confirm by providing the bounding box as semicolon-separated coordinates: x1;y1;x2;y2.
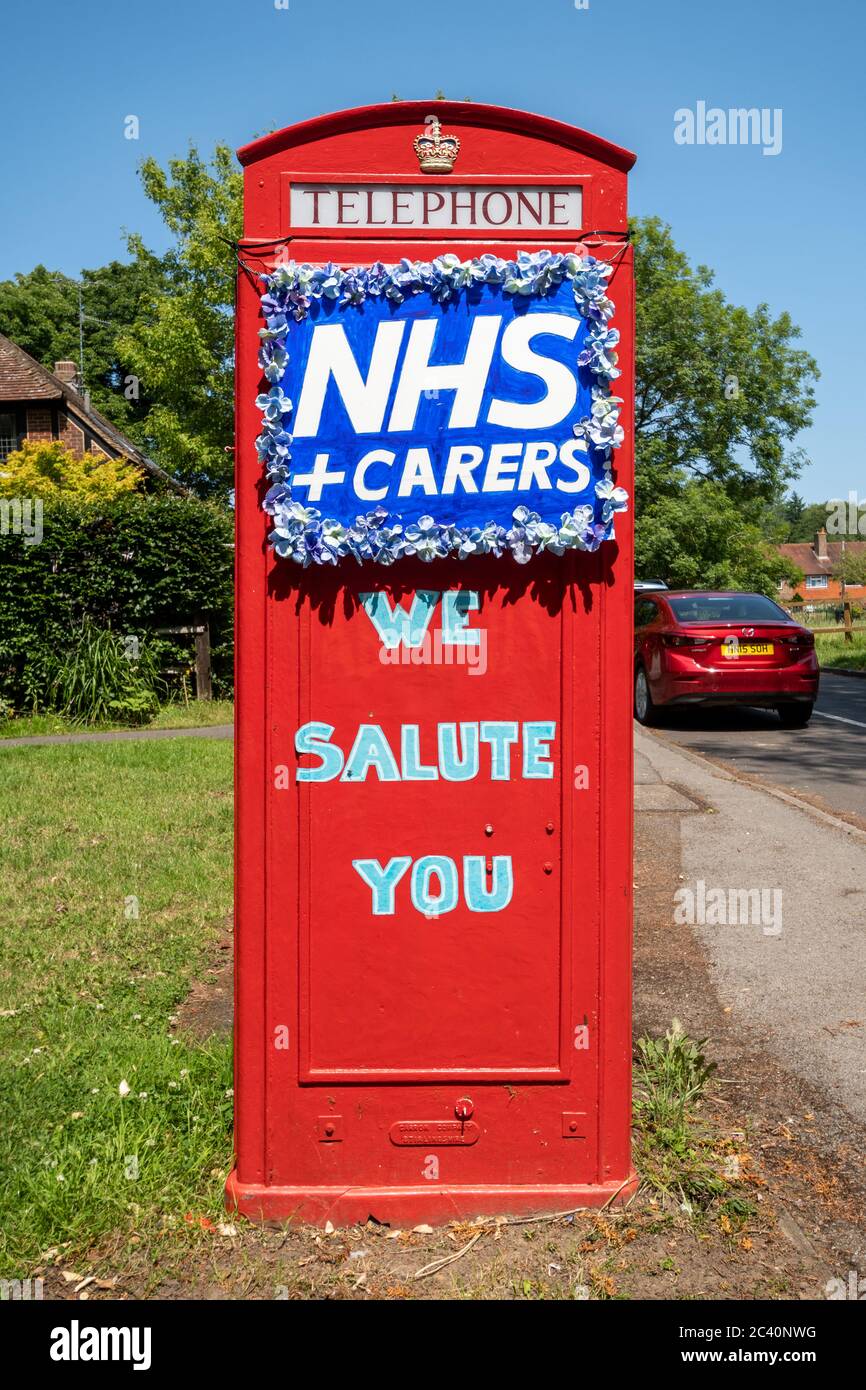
281;279;598;528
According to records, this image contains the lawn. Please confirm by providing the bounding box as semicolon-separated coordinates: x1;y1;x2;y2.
0;700;234;740
0;737;234;1277
815;631;866;672
0;734;803;1300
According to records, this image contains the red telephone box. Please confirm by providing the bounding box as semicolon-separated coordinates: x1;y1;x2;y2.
228;102;636;1225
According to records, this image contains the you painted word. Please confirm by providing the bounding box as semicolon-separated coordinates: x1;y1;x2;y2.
353;854;513;916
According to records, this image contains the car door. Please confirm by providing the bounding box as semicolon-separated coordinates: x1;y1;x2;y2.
637;596;673;689
634;596;658;666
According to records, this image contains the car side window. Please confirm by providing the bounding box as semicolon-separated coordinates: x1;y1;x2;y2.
635;599;658;629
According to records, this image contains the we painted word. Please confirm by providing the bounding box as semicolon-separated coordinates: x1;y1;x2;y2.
364;588;488;673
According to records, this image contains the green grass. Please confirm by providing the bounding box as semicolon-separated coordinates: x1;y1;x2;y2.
0;738;233;1276
145;699;234;730
815;632;866;672
0;700;234;740
631;1021;744;1219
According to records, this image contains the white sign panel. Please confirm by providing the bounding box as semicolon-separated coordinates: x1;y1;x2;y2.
290;184;583;232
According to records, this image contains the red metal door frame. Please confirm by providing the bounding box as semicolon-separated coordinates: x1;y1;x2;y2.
229;102;636;1224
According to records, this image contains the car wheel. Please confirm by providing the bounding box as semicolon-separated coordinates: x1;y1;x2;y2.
634;665;661;726
777;703;814;728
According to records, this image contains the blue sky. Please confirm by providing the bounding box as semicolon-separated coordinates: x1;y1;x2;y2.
1;0;862;502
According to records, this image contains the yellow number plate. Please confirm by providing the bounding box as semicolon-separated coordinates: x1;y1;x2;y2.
722;640;774;657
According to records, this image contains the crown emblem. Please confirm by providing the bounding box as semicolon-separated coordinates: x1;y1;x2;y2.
413;118;460;174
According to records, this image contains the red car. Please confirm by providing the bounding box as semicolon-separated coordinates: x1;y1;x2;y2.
634;590;819;728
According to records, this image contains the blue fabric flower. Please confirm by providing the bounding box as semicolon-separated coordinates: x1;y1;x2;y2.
595;477;630;523
404;515;449;562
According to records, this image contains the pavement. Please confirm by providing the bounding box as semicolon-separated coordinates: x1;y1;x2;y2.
656;672;866;821
635;724;866;1270
637;727;866;1120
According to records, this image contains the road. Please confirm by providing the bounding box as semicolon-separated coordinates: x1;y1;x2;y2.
656;672;866;822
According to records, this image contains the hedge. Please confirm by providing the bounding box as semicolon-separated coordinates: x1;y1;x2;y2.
0;496;234;710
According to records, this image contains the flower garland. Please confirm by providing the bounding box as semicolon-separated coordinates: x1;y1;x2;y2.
257;250;628;566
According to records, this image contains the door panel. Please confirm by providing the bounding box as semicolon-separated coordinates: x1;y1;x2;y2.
296;561;571;1080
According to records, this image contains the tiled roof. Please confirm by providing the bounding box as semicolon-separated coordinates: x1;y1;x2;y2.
779;541;866;575
0;333;62;400
0;333;185;491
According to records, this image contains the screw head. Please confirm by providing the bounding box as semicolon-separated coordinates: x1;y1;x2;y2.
454;1097;474;1121
543;862;553;874
484;824;494;836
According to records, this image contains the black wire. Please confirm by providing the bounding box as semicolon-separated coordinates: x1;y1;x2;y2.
225;234;631;286
222;228;632;289
230;226;631;251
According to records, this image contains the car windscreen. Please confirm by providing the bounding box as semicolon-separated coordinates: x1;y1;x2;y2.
667;594;792;624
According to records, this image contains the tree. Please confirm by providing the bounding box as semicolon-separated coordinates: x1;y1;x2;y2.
118;144;243;496
0;440;144;501
780;498;866;542
635;480;803;596
789;500;828;541
839;547;866;588
784;491;805;528
633;218;818;509
0;260;166;435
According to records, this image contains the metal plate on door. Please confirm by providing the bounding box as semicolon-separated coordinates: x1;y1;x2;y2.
390;1120;480;1147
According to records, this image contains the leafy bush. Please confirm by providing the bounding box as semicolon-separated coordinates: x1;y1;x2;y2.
632;1021;725;1213
633;1019;717;1133
0;494;233;710
0;439;143;500
43;619;164;724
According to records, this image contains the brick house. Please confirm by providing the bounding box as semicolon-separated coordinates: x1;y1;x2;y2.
778;528;866;602
0;333;182;490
